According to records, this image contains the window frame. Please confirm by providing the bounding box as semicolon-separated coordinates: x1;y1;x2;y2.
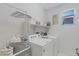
62;8;75;25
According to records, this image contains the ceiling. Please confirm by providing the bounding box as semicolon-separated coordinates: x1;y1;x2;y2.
40;3;61;10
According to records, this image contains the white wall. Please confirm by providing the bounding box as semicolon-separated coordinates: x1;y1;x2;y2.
0;3;45;49
0;4;25;49
8;3;45;23
46;4;79;55
7;3;46;35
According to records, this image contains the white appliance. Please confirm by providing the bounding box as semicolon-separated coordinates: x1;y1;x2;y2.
29;35;56;56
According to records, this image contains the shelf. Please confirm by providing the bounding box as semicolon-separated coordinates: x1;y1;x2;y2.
30;24;50;28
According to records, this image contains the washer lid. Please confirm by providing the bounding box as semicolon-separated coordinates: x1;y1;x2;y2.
29;37;53;46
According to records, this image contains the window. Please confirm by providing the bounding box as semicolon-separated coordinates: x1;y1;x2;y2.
62;8;75;24
63;17;73;24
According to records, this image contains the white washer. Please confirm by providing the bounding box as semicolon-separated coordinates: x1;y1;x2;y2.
29;35;56;56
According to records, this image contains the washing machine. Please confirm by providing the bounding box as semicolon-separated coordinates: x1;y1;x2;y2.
29;35;56;56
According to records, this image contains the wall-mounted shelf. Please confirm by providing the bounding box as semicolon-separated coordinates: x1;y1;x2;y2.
30;23;50;35
30;24;50;29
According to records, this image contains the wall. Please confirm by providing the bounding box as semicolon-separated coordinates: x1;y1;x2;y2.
0;3;45;49
7;3;46;36
46;3;79;55
0;4;25;49
8;3;45;23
